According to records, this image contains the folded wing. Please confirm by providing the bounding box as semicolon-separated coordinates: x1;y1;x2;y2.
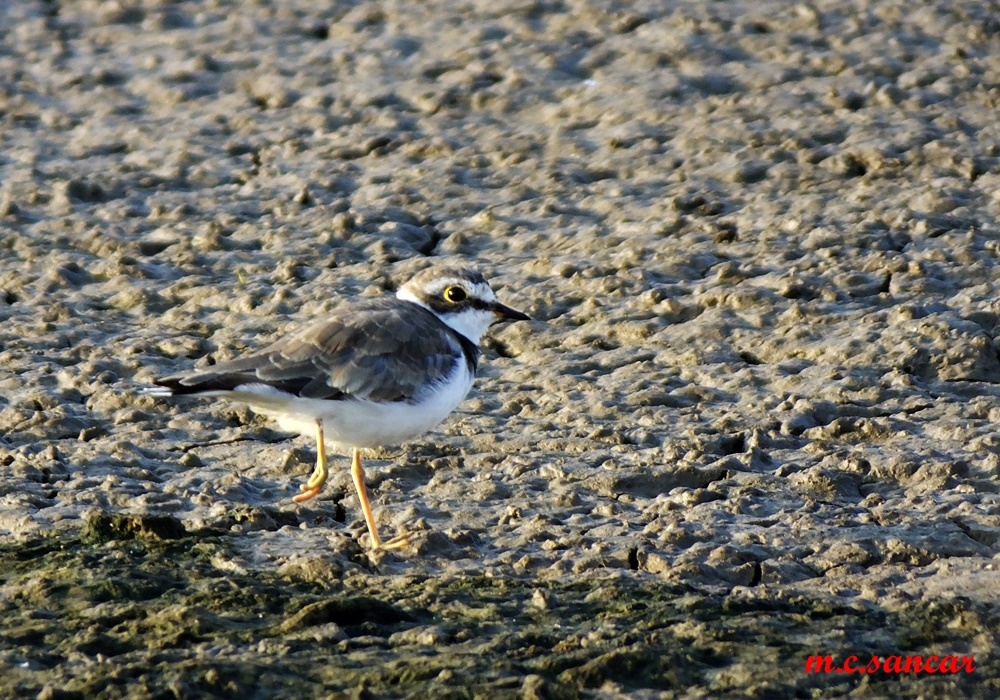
152;300;477;404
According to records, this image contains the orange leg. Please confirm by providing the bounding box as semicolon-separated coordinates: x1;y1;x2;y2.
292;420;328;503
350;447;412;551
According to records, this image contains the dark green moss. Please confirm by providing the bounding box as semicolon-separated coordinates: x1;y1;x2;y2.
0;527;996;699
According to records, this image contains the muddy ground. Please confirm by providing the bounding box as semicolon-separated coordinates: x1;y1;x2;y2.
2;0;1000;697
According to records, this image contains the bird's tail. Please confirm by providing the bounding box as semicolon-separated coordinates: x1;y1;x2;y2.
142;373;247;398
141;384;177;398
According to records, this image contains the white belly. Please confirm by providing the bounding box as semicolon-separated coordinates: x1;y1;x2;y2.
227;362;475;453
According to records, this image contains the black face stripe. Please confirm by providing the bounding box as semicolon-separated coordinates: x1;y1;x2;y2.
422;296;455;314
421;293;493;315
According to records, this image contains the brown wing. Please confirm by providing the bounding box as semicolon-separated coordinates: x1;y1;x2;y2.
154;299;479;403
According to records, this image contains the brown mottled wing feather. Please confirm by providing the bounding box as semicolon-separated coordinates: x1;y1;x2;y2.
155;299;475;403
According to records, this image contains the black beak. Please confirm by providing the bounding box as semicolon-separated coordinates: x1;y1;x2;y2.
491;302;531;322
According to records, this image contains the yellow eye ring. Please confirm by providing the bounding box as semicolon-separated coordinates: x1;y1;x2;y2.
443;286;467;303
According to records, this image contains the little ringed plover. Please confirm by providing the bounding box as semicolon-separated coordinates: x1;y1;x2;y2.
144;265;530;551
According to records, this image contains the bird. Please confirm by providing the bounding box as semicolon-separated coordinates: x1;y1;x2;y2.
144;264;530;551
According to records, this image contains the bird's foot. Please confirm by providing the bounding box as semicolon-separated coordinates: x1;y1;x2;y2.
291;485;322;503
292;420;329;504
370;529;416;552
292;460;328;503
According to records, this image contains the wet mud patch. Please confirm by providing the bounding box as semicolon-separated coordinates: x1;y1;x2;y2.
0;524;995;699
83;511;189;542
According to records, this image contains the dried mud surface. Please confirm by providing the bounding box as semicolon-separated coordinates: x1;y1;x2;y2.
2;0;1000;697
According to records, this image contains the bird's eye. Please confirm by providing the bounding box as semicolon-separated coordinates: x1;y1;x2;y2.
443;286;467;303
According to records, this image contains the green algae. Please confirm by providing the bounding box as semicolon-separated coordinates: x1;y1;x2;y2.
0;519;996;699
